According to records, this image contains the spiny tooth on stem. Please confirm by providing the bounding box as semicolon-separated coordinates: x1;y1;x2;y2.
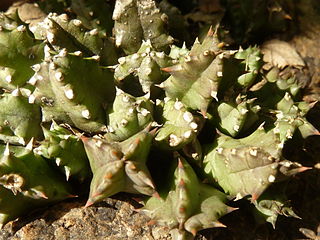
141;175;155;188
190;228;197;236
177;158;184;169
84;200;94;208
104;173;113;179
234;193;242;201
212;221;227;228
226;206;239;214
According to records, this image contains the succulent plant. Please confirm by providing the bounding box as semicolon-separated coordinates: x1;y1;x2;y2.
252;184;301;228
210;96;260;137
142;154;232;239
159;28;223;114
35;121;90;182
113;0;174;54
30;47;115;133
114;39;172;94
82;126;156;207
154;98;199;149
104;88;153;141
0;1;318;239
0;91;42;145
0;11;44;88
203;124;309;201
0;142;72;225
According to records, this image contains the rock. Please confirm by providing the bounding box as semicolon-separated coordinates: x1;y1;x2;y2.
0;195;207;240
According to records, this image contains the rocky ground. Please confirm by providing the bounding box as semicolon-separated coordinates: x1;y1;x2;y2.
0;0;319;239
0;195;177;240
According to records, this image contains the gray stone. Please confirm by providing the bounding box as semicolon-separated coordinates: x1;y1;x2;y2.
0;196;206;240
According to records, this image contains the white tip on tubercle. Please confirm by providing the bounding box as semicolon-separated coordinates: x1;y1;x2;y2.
64;89;74;100
18;138;26;145
91;55;100;61
115;87;124;96
55;157;61;166
28;94;36;104
4;143;10;156
28;76;38;85
118;57;126;64
174;101;184;110
155;99;162;105
268;175;276;183
81;109;91;119
183;112;193;123
107;126;115;133
16;25;26;32
11;88;20;97
47;31;55;43
26;138;34;151
32;64;41;72
5;75;12;83
190;122;198;130
211;91;218;101
64;166;71;181
183;130;192;138
58;48;67;57
89;28;98;36
55;71;63;81
73;19;82;26
143;91;150;99
50;120;57;131
73;51;82;56
140;108;150;117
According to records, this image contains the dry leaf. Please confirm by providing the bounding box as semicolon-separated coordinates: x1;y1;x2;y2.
261;39;305;69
